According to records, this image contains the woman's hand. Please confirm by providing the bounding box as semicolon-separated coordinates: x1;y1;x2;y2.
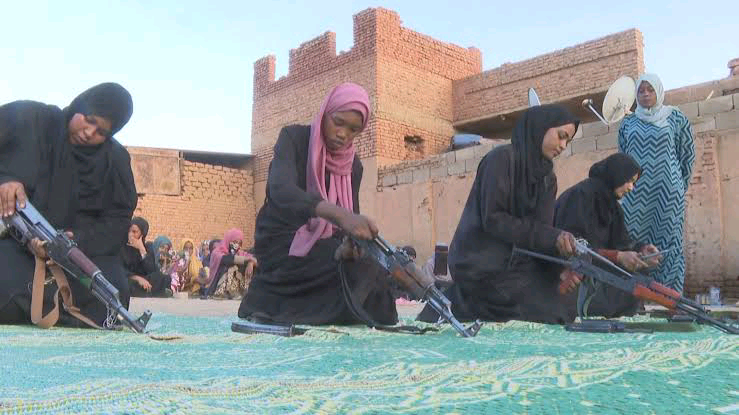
555;231;577;257
0;181;26;218
29;238;49;259
337;212;378;241
558;268;583;294
616;251;649;272
245;260;256;279
131;275;152;292
28;232;74;259
315;201;379;241
127;234;147;257
639;244;662;268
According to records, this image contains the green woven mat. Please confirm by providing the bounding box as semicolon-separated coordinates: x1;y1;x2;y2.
2;314;738;414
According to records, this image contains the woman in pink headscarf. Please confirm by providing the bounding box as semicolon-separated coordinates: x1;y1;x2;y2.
204;228;257;299
238;83;397;325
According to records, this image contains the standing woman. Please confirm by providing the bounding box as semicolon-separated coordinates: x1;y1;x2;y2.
618;73;695;293
417;105;580;325
238;82;398;325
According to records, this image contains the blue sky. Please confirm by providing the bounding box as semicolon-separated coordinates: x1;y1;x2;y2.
2;0;735;154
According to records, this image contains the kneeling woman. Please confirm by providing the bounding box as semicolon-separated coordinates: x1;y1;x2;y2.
418;105;580;324
554;153;660;317
238;83;397;325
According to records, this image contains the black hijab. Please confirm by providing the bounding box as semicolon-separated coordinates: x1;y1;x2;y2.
130;216;150;242
588;153;642;225
121;217;150;268
46;83;136;225
511;104;579;217
555;153;642;251
588;153;642;192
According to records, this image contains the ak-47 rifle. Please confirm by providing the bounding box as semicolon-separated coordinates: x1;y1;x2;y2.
1;201;152;333
347;235;482;338
512;239;739;335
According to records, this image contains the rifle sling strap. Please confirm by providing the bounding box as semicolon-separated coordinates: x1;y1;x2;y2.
338;260;436;335
30;256;102;330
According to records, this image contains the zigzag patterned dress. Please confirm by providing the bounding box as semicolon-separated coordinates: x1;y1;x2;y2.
618;110;695;292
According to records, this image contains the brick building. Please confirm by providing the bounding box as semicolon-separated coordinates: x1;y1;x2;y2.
127;146;255;251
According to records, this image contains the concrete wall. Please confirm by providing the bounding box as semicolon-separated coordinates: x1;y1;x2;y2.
376;93;739;297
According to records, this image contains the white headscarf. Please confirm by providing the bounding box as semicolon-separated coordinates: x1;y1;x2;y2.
634;73;675;128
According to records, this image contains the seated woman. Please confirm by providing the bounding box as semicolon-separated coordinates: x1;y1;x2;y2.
553;153;660;317
196;239;220;296
0;83;136;327
198;239;211;263
204;229;257;299
121;221;173;298
417;105;580;325
171;238;204;295
238;82;398;325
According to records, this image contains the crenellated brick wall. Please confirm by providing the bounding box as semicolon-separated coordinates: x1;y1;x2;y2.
251;7;482;186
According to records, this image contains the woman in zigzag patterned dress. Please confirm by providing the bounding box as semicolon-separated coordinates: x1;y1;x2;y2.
618;73;695;293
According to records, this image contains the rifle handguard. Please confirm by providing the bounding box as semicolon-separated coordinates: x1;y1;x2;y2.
67;247;100;276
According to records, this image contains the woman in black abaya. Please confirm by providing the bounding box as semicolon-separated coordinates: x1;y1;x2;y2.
554;153;661;317
120;217;172;298
238;83;397;325
417;105;581;325
0;83;137;327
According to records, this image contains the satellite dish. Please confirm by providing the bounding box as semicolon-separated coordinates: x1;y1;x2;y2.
528;88;541;107
582;76;636;125
602;76;636;124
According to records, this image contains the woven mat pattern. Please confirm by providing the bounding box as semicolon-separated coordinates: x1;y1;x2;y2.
2;315;738;414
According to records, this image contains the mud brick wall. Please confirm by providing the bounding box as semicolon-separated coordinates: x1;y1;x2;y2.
129;149;256;251
453;29;644;124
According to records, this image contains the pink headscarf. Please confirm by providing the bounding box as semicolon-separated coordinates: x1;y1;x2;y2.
289;82;371;257
206;228;251;286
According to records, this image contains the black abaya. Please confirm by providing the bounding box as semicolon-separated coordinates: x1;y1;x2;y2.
554;153;644;318
0;84;136;326
418;105;580;325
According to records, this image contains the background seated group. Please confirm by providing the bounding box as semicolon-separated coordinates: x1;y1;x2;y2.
121;217;257;300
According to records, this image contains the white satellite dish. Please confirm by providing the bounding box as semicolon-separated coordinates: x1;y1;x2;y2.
582;76;636;125
528;88;541;107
